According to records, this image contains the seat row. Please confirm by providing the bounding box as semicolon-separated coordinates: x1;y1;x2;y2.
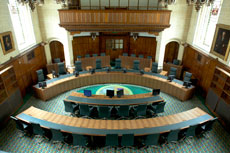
64;101;166;119
77;53;106;59
122;53;152;59
11;116;217;150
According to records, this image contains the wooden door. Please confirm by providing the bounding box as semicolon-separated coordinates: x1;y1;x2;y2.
100;34;129;61
164;41;179;63
49;41;65;63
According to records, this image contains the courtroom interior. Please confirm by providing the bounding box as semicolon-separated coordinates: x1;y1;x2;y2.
0;0;230;152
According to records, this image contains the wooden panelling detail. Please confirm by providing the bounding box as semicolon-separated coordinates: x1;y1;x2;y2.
49;41;65;62
182;45;230;96
73;35;157;61
164;41;179;63
0;44;47;97
58;10;171;33
72;36;99;61
130;37;157;61
100;35;129;60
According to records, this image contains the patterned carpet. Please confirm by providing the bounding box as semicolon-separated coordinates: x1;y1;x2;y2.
0;85;230;153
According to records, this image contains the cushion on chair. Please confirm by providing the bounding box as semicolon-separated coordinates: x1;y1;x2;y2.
36;69;45;82
75;61;82;71
184;72;192;82
152;62;158;73
58;62;66;75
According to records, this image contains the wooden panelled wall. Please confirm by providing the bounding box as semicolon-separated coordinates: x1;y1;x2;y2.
182;45;230;96
0;44;47;97
72;36;156;61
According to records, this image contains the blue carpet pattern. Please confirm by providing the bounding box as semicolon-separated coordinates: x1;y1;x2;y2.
0;85;230;153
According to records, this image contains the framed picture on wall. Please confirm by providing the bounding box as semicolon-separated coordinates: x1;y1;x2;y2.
0;31;15;55
210;24;230;61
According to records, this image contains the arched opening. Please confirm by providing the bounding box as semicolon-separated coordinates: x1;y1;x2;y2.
164;41;179;63
49;41;65;63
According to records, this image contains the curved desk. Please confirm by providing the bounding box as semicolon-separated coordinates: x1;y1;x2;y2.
64;92;164;106
16;106;213;136
33;70;195;101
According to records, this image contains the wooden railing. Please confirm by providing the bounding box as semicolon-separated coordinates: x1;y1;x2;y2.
58;9;171;33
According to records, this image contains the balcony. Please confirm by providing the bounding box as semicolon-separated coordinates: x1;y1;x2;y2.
58;9;171;33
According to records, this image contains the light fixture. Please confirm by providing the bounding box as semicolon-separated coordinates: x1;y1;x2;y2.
16;0;66;11
187;0;215;11
133;33;138;41
91;33;97;41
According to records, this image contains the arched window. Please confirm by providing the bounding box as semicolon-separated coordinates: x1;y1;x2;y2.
193;0;223;53
8;0;35;52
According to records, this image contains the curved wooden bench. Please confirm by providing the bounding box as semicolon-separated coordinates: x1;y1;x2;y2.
33;70;195;101
16;106;213;136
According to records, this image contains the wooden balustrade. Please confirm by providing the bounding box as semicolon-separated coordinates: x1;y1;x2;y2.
59;9;171;33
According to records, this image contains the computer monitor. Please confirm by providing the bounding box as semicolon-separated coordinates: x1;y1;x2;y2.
123;68;127;73
52;70;56;78
117;89;124;98
140;69;144;75
90;68;95;74
167;75;175;82
183;81;192;88
74;71;79;77
106;90;114;98
41;81;47;89
106;67;110;73
84;90;92;97
152;89;160;96
38;82;43;88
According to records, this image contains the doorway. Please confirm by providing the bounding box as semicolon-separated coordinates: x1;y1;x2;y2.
49;41;65;63
164;41;179;63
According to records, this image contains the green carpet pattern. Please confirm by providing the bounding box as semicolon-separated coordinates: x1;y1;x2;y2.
0;86;230;153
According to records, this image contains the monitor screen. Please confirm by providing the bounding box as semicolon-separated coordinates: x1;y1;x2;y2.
167;75;174;82
183;81;191;88
74;71;79;77
90;68;95;74
117;89;124;98
84;90;92;97
140;70;144;75
106;90;114;98
152;89;160;96
38;82;43;88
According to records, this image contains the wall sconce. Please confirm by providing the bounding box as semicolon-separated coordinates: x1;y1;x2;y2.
91;33;96;41
133;33;138;41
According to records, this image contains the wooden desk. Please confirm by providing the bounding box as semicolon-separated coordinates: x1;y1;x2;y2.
46;69;74;79
16;106;213;136
160;70;168;76
163;62;183;79
80;56;110;70
65;92;164;106
119;56;152;70
33;71;195;101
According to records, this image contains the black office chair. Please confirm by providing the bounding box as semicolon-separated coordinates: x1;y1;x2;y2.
117;105;130;119
63;101;78;115
196;118;217;138
72;133;89;150
161;129;180;150
31;122;50;143
54;58;61;63
132;104;147;119
58;62;67;75
105;134;119;150
98;106;112;119
142;133;160;149
120;134;135;150
50;128;65;150
36;69;45;82
10;116;32;137
79;104;93;118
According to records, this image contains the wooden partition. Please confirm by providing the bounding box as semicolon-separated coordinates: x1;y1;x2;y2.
163;62;183;79
59;9;171;33
182;45;230;96
79;56;110;69
0;44;47;96
72;36;99;61
119;55;152;69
